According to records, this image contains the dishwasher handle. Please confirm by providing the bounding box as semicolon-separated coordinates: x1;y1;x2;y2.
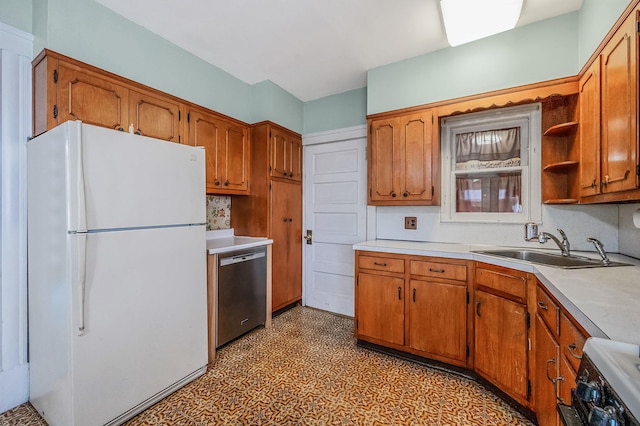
220;251;265;266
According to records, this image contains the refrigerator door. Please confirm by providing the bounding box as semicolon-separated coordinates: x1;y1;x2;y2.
58;121;205;232
69;225;207;426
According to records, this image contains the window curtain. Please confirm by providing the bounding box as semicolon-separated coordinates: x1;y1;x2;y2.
455;128;521;169
456;173;521;213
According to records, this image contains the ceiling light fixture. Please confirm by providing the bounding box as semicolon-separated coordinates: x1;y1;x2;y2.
440;0;524;47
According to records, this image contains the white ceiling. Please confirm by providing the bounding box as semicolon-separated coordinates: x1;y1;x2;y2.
95;0;583;102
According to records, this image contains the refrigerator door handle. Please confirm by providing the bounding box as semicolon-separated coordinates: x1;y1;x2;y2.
75;123;88;233
77;233;87;336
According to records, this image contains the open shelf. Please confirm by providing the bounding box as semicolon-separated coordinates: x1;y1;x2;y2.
543;160;579;172
543;198;579;205
543;121;578;136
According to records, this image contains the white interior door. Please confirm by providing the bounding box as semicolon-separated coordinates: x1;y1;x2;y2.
303;130;367;316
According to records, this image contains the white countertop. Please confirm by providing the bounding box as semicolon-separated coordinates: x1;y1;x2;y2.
206;229;273;254
353;240;640;345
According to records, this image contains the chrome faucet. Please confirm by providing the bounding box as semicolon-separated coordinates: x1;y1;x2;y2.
587;237;611;265
524;223;571;256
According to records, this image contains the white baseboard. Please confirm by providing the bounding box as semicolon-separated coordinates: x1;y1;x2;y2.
0;363;29;413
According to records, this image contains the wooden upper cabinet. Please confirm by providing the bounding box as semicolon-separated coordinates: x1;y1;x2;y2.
188;108;250;195
579;57;601;198
270;127;302;182
600;10;638;194
56;62;129;132
129;90;181;143
368;110;436;205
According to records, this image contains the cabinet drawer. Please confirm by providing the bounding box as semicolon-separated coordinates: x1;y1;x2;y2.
560;312;587;371
476;265;527;302
536;286;560;336
359;255;405;273
410;260;467;281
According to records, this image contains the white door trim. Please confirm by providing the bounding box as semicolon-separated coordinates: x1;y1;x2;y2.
1;21;33;412
302;125;366;146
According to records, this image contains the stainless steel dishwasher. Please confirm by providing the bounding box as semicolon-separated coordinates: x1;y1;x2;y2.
216;246;267;347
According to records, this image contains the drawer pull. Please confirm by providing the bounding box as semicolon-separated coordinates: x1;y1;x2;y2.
373;262;387;267
476;301;481;317
567;344;583;359
429;268;445;273
537;301;548;311
413;288;416;302
397;287;402;300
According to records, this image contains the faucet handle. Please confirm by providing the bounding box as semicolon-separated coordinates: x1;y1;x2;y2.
587;237;611;265
557;228;568;241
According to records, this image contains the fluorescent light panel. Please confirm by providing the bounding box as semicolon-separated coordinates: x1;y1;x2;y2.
440;0;523;46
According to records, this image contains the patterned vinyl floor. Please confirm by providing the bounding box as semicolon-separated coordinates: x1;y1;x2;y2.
1;306;535;425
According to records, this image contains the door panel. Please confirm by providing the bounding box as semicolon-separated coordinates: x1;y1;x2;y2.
601;13;638;193
409;279;466;362
58;63;128;131
535;315;560;426
188;109;222;190
369;120;396;200
474;291;528;403
356;272;404;346
70;123;205;231
401;113;432;200
303;138;367;316
129;90;181;143
579;59;601;197
71;226;207;425
223;123;249;191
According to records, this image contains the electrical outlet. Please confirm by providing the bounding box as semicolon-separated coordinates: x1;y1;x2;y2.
404;216;417;230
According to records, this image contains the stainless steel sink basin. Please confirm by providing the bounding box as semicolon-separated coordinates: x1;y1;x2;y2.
472;249;631;269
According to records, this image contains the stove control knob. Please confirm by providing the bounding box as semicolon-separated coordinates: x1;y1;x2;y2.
588;406;620;426
576;381;602;405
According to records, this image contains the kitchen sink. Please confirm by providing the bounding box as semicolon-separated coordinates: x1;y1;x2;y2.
472;249;632;269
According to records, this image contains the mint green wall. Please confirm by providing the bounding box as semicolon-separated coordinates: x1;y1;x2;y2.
303;87;367;134
12;0;303;132
0;0;32;33
367;13;579;115
250;80;303;133
578;0;631;68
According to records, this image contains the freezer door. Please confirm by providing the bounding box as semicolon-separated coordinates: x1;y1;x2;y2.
70;225;207;426
64;121;205;231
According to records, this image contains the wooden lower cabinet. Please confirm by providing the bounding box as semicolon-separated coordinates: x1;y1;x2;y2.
533;281;588;426
270;180;302;311
355;251;470;367
474;263;532;406
356;271;405;346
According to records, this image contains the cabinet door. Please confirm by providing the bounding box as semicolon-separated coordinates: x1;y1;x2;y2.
270;180;302;311
356;272;404;346
57;63;128;131
221;122;250;192
271;127;290;179
600;11;638;193
408;279;467;363
579;58;601;197
369;118;398;201
558;356;577;407
535;314;560;426
399;111;434;202
288;135;303;182
129;90;181;143
188;109;224;191
475;291;529;404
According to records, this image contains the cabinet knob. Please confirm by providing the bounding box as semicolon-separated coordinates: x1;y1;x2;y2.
117;127;124;132
224;180;229;186
403;191;409;197
391;192;397;198
214;180;220;186
283;172;288;176
289;172;294;178
591;180;597;189
397;287;402;300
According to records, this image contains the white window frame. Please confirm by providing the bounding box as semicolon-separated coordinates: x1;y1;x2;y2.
440;103;542;223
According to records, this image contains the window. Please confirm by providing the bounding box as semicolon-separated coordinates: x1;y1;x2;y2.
440;104;541;223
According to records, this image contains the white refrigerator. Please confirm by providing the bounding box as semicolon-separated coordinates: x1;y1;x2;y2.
27;121;208;426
